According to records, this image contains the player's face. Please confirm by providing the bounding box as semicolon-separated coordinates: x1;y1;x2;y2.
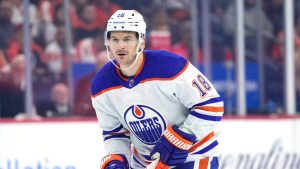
108;31;140;67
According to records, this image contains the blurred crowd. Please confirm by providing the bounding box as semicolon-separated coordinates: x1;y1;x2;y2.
0;0;300;119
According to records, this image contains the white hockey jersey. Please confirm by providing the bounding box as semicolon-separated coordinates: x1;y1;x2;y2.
91;50;224;169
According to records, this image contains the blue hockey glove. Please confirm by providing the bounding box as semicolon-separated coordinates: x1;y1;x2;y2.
150;125;196;167
100;154;129;169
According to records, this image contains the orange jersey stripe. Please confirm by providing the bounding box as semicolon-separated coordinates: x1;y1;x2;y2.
189;132;214;152
199;157;209;169
91;85;123;98
194;106;224;113
108;130;130;135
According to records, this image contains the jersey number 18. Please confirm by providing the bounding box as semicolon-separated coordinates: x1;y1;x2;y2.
192;74;211;98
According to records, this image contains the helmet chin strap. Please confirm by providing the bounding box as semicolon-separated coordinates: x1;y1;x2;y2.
105;42;143;71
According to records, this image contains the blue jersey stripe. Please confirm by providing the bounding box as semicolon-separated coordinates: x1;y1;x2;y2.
192;141;218;155
141;154;152;161
103;134;130;141
102;124;124;135
210;157;219;169
190;97;223;110
190;111;222;121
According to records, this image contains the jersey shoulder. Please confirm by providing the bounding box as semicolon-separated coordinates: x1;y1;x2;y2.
91;50;189;96
91;62;118;96
143;50;188;79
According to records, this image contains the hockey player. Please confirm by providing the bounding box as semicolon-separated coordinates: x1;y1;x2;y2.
91;10;223;169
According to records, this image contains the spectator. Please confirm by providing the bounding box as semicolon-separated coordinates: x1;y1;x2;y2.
6;25;46;69
168;10;190;44
38;83;71;117
74;31;108;116
74;31;105;64
10;0;39;38
4;24;48;99
148;8;172;51
74;51;108;116
36;0;64;47
264;0;284;36
0;0;14;52
210;2;227;62
94;0;121;30
110;0;148;11
224;0;274;39
224;0;274;61
0;55;25;118
71;2;101;43
71;0;89;10
171;20;202;64
52;1;68;26
34;25;71;109
44;25;73;81
267;21;300;113
164;0;189;10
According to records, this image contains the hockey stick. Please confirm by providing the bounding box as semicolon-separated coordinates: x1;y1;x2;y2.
145;158;160;169
145;153;169;169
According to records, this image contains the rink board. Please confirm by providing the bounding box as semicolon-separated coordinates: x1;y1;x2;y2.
0;117;299;169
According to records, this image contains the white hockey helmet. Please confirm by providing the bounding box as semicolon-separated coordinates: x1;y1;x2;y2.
105;10;146;44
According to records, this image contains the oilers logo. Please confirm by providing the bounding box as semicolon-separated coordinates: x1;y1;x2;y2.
124;105;166;145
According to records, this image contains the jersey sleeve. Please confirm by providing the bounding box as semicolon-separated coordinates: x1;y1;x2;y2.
91;96;131;160
170;62;224;156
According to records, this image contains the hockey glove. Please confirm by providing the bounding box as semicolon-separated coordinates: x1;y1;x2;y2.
150;125;196;167
100;154;129;169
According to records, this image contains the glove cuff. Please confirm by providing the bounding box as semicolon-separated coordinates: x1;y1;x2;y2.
100;154;127;169
163;125;196;150
172;125;196;142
